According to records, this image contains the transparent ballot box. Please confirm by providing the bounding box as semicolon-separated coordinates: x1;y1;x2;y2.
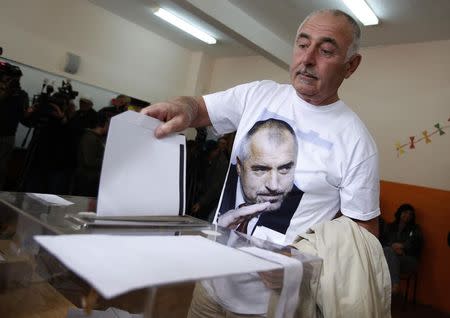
0;192;322;318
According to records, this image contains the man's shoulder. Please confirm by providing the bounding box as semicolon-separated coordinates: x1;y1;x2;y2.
330;101;375;141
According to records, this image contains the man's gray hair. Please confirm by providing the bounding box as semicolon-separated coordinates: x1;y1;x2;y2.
238;118;298;162
298;9;361;61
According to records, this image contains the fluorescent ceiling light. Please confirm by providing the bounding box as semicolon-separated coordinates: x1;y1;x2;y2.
342;0;379;26
153;8;217;44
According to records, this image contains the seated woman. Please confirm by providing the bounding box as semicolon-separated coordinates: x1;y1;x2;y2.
383;204;423;294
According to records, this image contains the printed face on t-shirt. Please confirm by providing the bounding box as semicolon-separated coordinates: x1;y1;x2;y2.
237;127;296;211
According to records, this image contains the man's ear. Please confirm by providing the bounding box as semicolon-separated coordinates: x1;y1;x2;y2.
236;156;242;176
344;53;361;79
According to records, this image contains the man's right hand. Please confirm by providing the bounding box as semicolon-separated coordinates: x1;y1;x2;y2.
141;96;209;138
217;202;270;229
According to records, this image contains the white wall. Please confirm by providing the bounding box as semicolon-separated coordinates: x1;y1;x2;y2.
0;0;195;102
207;55;289;93
207;41;450;191
342;40;450;191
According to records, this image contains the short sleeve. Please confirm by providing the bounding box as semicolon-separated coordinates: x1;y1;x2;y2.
203;81;261;135
340;153;380;221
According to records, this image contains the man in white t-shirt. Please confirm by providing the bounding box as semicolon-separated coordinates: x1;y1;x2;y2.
142;8;382;317
142;9;379;237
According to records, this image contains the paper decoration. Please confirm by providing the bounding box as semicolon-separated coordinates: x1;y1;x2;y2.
395;116;450;157
434;123;445;136
409;136;415;149
422;130;432;144
395;142;405;155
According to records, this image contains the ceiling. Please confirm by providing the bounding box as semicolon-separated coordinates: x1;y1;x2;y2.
90;0;450;69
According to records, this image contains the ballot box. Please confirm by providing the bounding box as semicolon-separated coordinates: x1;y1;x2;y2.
0;192;321;318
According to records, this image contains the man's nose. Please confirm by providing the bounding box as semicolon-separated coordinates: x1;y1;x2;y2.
265;171;280;191
302;46;316;65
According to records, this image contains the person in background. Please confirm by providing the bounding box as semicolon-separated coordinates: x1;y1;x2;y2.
190;139;229;221
0;62;30;190
69;96;98;132
185;128;207;213
66;97;99;188
99;94;130;119
65;100;76;121
383;204;423;295
72;113;109;197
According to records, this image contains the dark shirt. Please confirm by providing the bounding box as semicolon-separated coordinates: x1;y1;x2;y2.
384;222;423;258
0;90;29;136
98;105;126;119
66;108;99;170
73;129;105;197
68;108;98;131
197;152;229;216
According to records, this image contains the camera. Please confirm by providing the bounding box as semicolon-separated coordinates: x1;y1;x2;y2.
0;61;22;78
29;79;78;129
32;79;78;106
58;80;78;100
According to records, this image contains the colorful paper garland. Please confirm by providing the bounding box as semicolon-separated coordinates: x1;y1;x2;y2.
395;116;450;157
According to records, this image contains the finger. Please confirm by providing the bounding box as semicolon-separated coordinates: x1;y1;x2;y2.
140;104;168;121
235;202;271;217
154;115;186;138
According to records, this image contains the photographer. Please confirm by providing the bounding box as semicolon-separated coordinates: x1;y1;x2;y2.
22;81;78;194
0;61;30;190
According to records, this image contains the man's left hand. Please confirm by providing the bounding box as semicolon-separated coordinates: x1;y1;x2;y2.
217;202;270;229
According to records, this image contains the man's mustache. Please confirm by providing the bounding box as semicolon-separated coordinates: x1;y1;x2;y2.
296;67;318;79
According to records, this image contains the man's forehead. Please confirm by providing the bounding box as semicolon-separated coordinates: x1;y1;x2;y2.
249;131;295;154
251;128;293;141
297;12;352;39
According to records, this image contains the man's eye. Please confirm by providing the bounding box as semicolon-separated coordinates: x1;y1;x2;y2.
252;167;269;172
320;48;334;56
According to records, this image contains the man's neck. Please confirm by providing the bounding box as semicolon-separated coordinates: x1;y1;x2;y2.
296;92;340;106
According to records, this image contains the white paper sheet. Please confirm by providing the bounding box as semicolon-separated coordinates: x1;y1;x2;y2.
97;111;186;216
27;193;74;206
34;235;281;299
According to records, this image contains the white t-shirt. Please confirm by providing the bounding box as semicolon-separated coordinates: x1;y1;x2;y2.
202;80;380;313
205;80;380;242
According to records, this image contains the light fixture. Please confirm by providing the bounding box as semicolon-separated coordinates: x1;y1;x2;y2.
153;8;217;44
341;0;379;26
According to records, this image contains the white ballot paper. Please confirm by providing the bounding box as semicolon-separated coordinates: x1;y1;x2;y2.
97;111;186;216
34;235;282;299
